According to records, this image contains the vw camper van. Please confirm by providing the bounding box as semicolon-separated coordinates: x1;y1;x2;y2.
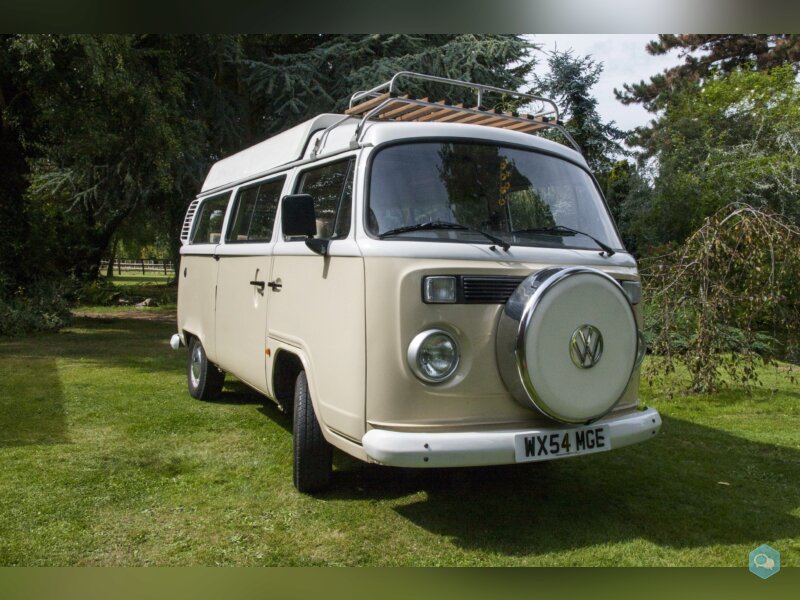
171;73;661;492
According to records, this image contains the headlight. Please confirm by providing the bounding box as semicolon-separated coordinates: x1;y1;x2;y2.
407;329;460;383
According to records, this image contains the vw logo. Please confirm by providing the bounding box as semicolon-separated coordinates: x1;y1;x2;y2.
569;324;603;369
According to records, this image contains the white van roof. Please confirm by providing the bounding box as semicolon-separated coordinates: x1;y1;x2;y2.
200;114;344;193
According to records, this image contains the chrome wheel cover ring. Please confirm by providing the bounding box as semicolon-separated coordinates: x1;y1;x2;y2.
495;267;639;424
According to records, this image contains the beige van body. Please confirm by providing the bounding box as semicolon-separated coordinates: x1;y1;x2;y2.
174;79;661;489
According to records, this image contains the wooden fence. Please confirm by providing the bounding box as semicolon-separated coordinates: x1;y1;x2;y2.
100;259;175;276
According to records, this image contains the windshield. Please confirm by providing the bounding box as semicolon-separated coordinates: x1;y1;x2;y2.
367;142;622;251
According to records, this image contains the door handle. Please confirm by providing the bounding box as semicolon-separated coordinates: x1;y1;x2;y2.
249;280;266;292
267;280;282;291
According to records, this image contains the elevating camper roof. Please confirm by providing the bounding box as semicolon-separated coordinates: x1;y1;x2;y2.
200;114;343;192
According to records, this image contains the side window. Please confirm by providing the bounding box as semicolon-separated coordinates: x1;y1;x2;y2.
295;158;354;240
227;177;285;243
190;193;231;244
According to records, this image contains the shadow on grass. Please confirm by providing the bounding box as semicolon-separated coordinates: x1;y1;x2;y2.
322;415;800;555
212;380;293;435
0;356;68;447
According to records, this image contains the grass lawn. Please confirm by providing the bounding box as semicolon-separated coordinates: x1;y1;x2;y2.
0;314;798;566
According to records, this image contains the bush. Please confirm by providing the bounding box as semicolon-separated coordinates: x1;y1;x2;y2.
642;203;800;393
0;279;72;337
75;279;117;306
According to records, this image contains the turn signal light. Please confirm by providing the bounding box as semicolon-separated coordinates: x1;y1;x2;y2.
423;276;457;303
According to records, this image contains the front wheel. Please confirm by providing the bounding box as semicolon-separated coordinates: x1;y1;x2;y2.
187;337;225;400
292;371;333;493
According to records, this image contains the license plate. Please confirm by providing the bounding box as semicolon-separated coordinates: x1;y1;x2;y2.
514;425;611;462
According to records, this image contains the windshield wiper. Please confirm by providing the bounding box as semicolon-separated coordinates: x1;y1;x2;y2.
512;225;616;257
379;221;510;251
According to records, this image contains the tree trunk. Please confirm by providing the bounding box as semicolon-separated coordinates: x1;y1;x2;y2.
105;238;118;278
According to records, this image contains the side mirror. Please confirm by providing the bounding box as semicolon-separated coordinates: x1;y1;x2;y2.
281;194;316;237
280;194;329;256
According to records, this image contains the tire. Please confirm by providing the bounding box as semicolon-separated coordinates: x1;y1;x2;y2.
187;337;225;400
292;371;333;493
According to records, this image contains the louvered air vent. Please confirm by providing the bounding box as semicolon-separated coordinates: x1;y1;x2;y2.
461;276;526;304
180;199;200;244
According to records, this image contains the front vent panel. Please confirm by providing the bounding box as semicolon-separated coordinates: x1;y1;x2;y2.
460;276;525;304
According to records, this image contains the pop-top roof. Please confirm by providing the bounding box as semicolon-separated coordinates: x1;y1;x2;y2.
200;114;343;192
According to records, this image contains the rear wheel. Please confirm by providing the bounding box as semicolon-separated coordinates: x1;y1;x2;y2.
292;371;333;493
187;337;224;400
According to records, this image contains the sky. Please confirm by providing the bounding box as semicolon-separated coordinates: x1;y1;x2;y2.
528;34;685;131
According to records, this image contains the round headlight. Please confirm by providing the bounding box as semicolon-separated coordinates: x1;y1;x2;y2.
408;329;460;383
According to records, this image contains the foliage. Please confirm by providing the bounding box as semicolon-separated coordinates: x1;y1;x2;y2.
621;66;800;251
615;34;800;111
642;204;800;393
72;276;177;308
4;35;205;281
534;49;627;173
600;159;652;253
0;280;71;337
243;34;535;133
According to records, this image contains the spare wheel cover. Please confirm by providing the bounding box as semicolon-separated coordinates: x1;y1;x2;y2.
496;267;637;424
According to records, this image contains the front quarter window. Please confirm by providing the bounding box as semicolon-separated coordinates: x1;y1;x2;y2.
190;193;231;245
367;142;621;251
295;158;354;240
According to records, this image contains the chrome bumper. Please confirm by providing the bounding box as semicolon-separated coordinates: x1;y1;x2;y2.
362;407;661;468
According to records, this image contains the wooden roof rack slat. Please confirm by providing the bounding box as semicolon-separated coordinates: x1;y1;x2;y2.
367;97;412;118
453;112;499;126
505;121;548;133
470;114;511;127
417;103;465;122
397;101;450;122
379;97;431;120
344;92;394;116
432;108;480;123
496;117;540;130
313;72;581;156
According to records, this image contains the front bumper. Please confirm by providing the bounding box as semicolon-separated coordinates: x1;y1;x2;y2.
362;407;661;468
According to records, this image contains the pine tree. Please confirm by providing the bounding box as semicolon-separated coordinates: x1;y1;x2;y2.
533;50;626;173
615;34;800;112
241;34;535;136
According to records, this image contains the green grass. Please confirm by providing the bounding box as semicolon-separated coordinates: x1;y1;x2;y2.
73;276;177;315
107;273;173;284
0;316;798;566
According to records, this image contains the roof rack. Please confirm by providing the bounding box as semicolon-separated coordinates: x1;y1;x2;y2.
311;72;580;157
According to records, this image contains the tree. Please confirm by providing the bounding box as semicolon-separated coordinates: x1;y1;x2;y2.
642;203;800;393
0;34;37;295
533;49;626;173
615;34;800;112
625;66;800;249
4;35;206;280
